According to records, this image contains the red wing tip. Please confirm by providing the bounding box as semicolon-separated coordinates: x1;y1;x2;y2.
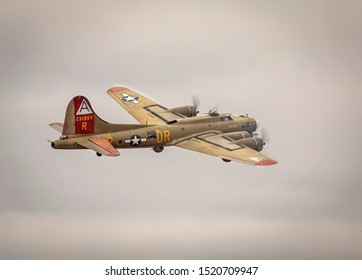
256;159;278;166
106;151;120;157
107;87;129;93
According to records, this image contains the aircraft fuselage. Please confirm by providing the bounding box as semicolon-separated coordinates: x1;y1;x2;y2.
51;114;257;151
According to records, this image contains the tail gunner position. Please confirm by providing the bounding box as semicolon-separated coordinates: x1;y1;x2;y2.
49;87;277;166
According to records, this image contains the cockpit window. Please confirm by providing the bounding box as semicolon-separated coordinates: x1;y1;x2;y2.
220;115;233;121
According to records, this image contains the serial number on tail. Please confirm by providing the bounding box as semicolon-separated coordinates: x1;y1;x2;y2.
76;115;94;122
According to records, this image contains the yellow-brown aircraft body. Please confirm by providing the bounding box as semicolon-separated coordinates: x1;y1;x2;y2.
50;87;277;166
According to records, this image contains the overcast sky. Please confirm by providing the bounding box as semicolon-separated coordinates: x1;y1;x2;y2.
1;0;361;259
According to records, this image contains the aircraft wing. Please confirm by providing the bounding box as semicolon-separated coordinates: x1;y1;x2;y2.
78;138;120;157
107;87;184;125
174;132;277;166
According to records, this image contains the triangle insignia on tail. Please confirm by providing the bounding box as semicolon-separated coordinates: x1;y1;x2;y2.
73;96;95;134
76;99;93;115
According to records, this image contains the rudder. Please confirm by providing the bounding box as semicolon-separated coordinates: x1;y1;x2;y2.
62;96;98;136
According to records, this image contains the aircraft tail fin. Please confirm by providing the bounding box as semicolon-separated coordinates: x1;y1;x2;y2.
62;96;101;136
58;96;150;137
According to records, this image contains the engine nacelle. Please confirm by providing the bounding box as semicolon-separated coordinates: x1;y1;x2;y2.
165;106;198;117
234;137;264;152
222;131;251;141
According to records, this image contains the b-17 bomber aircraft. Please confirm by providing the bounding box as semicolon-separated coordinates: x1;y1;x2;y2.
49;87;277;166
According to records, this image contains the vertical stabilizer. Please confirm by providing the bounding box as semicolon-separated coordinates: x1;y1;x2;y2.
62;96;96;136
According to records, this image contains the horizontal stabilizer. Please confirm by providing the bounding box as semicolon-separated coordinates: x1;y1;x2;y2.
78;138;120;157
49;123;64;133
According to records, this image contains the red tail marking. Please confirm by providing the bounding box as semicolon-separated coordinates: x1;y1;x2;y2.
73;96;94;134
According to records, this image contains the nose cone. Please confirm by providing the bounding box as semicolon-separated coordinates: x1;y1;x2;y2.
249;117;258;132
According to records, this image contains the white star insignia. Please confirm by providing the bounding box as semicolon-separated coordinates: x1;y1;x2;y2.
130;135;141;146
125;134;147;146
122;94;139;104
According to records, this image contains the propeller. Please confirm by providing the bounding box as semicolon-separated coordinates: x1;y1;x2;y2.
254;123;271;144
191;95;201;110
260;127;270;144
253;125;271;155
191;95;219;116
190;95;201;114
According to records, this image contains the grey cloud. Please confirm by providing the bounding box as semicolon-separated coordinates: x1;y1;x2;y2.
2;212;361;259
